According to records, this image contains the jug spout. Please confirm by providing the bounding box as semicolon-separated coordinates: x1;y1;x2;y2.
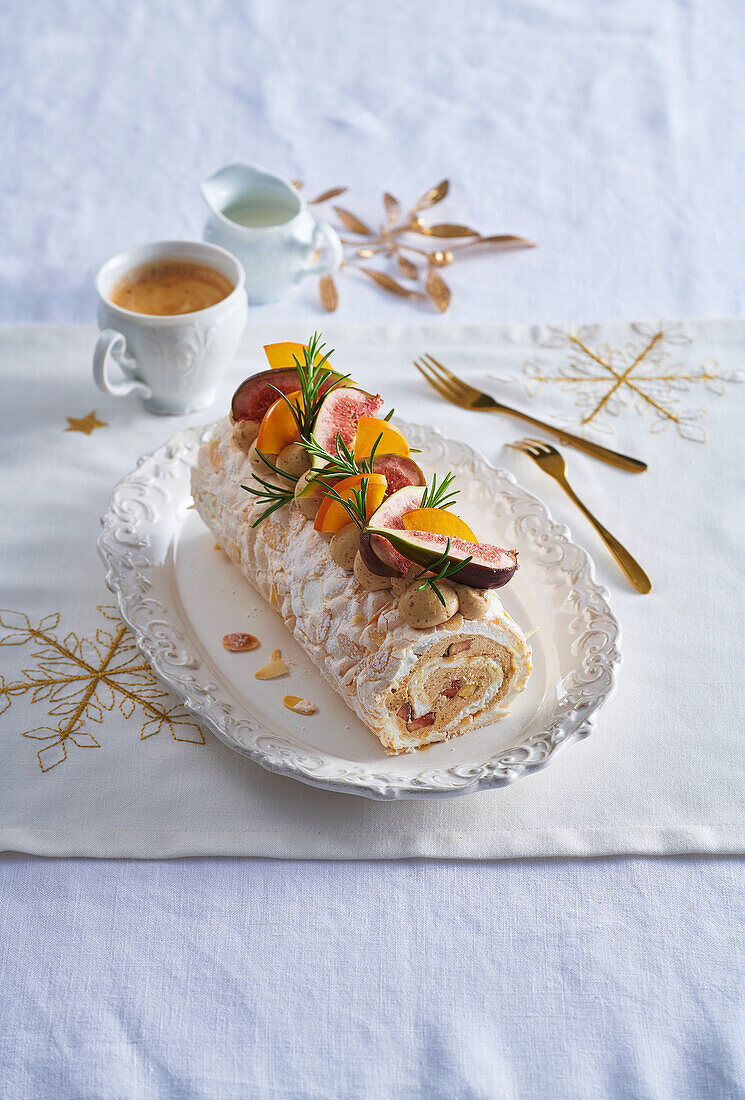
200;163;300;223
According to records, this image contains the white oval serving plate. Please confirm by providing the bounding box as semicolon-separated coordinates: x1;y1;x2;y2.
98;420;621;800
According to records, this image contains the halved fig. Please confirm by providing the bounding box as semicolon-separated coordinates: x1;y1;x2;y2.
312;388;384;459
364;528;518;590
371;454;425;496
232;368;300;423
358;484;426;577
231;367;348;423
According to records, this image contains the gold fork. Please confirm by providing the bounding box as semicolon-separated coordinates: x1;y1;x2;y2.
414;353;647;473
509;438;652;593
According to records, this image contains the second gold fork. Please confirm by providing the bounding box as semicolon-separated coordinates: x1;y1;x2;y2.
509;438;652;593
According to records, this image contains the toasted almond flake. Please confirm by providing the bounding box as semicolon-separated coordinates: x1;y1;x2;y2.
283;695;318;715
457;683;476;699
352;614;366;624
271;648;282;661
255;657;289;680
222;632;259;653
524;627;539;640
213;542;222;551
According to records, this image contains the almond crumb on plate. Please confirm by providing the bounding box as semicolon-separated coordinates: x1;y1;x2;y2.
222;632;259;652
255;656;289;680
283;695;318;715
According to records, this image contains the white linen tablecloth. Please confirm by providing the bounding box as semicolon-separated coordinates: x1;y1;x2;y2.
2;320;744;860
2;0;745;1095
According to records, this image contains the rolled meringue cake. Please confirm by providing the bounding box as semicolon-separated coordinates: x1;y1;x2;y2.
191;417;532;754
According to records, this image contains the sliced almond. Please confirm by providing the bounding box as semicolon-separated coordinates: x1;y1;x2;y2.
457;682;476;699
222;632;259;653
255;657;289;680
283;695;318;715
271;648;282;661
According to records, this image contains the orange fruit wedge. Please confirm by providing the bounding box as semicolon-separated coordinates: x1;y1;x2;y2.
402;508;477;543
257;390;304;454
314;473;388;534
353;417;410;461
263;342;330;371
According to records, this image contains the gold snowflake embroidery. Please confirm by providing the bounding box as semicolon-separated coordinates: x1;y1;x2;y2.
0;606;204;772
494;323;743;442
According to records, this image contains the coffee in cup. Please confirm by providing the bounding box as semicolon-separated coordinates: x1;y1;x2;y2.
110;260;234;317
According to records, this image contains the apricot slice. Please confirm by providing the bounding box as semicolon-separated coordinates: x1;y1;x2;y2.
256;390;304;455
264;342;315;370
353;417;410;461
314;473;388;534
401;507;477;543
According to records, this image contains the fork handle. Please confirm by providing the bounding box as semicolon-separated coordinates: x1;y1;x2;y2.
559;480;652;593
490;404;647;472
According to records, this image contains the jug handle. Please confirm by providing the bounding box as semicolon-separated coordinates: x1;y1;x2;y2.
296;222;343;281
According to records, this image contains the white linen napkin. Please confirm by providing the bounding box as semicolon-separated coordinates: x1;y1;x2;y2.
1;321;743;858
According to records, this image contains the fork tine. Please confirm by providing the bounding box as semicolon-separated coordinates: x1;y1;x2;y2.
414;360;463;402
414;361;461;404
507;440;542;457
422;354;470;397
522;437;554;453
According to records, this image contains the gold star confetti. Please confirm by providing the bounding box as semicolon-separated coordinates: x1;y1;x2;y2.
64;410;107;435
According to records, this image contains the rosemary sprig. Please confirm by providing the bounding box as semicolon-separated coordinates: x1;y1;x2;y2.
268;332;352;441
415;537;473;607
420;470;459;510
300;429;385;477
241;474;295;528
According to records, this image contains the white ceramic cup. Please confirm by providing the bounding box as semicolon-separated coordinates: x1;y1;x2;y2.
93;240;247;415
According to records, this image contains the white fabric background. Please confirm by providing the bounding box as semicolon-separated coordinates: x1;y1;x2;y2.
2;0;745;1096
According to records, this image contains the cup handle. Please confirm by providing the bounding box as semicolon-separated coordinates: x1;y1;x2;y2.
93;330;153;399
296;221;343;281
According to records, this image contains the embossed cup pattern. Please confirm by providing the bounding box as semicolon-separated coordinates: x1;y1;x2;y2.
94;241;247;415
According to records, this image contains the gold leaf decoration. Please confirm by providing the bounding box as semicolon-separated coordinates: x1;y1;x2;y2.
320;273;339;312
419;224;481;238
459;234;536;251
383;192;400;227
303;179;535;313
359;268;425;299
333;206;373;235
412;179;449;212
426;269;451;313
398;255;419;280
291;179;303;190
309;186;348;204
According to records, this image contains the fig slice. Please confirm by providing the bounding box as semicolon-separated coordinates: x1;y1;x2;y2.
312;387;384;458
231;367;349;423
232;368;300;423
371;454;425;496
358;484;426;577
364;528;518;590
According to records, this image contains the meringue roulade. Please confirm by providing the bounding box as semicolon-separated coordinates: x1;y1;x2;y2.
191;417;532;754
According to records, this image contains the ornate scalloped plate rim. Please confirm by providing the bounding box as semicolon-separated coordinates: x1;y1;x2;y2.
98;420;621;800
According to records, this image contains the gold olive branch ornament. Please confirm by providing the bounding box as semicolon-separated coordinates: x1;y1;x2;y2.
293;180;536;313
